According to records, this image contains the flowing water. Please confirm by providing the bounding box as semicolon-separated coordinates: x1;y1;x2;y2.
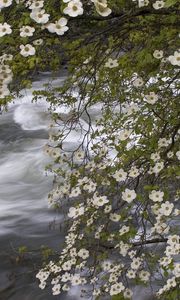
0;72;155;300
0;72;83;300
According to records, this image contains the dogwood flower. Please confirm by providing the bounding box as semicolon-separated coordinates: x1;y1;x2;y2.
150;152;161;161
144;92;158;104
122;188;136;203
153;50;163;59
153;0;165;9
112;168;127;181
159;201;174;216
158;137;171;148
0;0;12;8
0;22;12;36
105;58;118;68
30;9;50;24
138;0;149;7
129;166;140;178
63;0;83;17
168;51;180;67
20;26;35;37
68;205;85;218
92;194;109;206
52;284;61;295
94;0;112;17
149;190;164;202
139;270;150;282
133;77;144;87
78;248;89;259
20;44;36;57
123;288;133;299
119;129;132;141
33;38;43;45
29;0;44;9
176;150;180;160
46;17;69;35
110;282;125;295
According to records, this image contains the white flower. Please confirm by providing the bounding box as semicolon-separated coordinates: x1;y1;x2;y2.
123;103;139;115
131;257;142;270
105;58;118;68
153;0;165;9
110;213;121;222
0;72;12;84
144;92;158;104
62;260;73;271
61;272;71;282
0;64;11;73
119;225;130;235
102;261;112;271
109;273;118;283
168;51;180;67
159;201;174;216
133;77;144;87
63;0;83;17
83;181;97;193
138;0;149;7
39;281;46;289
167;235;179;246
69;186;81;197
167;151;174;158
71;274;82;285
78;248;89;259
0;86;10;97
127;269;136;279
33;38;43;45
30;9;50;24
46;17;69;35
173;263;180;277
104;204;112;213
0;0;12;8
153;161;164;174
112;168;127;181
152;221;170;234
176;150;180;160
159;256;172;267
165;245;179;256
150;152;160;161
94;1;112;17
52;284;61;295
68;205;84;219
92;194;109;206
110;282;125;296
122;188;136;203
51;276;60;285
166;277;177;288
129;166;140;178
139;270;150;282
119;129;132;141
158;137;171;148
29;0;44;10
149;190;164;202
20;26;35;37
123;288;133;299
0;22;12;36
20;44;36;57
153;50;163;59
62;284;70;291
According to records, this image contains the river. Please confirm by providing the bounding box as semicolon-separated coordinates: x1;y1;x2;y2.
0;72;156;300
0;71;83;300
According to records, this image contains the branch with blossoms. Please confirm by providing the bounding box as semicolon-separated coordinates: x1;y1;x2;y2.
0;0;180;299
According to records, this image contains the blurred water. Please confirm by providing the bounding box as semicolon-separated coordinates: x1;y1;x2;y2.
0;72;156;300
0;73;84;300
